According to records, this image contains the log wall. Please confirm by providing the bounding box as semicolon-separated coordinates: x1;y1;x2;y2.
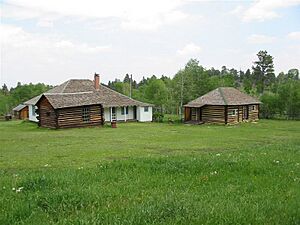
227;104;259;124
37;97;57;128
202;105;225;124
185;104;259;124
19;107;29;120
57;105;103;128
37;96;104;128
248;104;259;121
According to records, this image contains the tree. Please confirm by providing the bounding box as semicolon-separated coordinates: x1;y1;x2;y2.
252;50;275;94
144;78;168;112
287;69;299;80
243;69;252;93
123;74;130;83
2;84;9;95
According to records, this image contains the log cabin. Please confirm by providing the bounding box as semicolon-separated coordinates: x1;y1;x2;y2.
184;87;261;125
36;92;104;129
12;104;29;120
25;74;153;128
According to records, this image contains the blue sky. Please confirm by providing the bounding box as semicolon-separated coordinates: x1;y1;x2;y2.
1;0;300;87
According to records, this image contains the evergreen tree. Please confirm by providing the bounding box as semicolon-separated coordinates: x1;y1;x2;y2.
252;50;275;94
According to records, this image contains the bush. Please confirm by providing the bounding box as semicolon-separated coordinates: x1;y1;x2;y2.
153;112;164;122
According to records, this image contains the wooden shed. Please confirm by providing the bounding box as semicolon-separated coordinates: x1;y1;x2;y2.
184;87;261;124
36;93;104;129
12;104;29;120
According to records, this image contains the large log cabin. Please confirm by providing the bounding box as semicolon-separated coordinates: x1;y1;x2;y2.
28;74;152;128
184;87;261;125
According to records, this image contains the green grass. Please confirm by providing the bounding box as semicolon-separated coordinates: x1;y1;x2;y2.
0;120;300;224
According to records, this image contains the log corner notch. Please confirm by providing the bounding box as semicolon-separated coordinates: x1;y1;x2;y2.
224;105;228;124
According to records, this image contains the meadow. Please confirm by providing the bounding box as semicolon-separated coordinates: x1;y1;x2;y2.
0;120;299;224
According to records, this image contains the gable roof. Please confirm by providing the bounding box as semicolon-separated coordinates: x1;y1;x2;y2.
25;79;152;108
12;104;27;111
184;87;261;107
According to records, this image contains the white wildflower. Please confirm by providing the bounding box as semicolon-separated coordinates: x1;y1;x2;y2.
15;187;24;193
216;153;221;156
12;187;16;191
210;171;218;175
78;167;83;170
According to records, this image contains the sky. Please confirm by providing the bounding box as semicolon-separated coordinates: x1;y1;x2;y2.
1;0;300;87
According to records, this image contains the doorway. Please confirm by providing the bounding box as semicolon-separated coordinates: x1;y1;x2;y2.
242;106;248;120
133;106;137;120
111;107;116;121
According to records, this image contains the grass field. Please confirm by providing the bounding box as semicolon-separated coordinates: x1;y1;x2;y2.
0;120;300;224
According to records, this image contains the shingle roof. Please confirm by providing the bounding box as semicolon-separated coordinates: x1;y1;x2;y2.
42;92;103;109
24;95;42;105
25;79;152;108
184;87;261;107
12;104;27;111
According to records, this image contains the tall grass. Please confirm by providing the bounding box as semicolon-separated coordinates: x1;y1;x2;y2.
0;120;299;224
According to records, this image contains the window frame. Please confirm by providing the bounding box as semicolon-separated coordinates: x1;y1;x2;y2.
228;109;238;116
144;106;149;112
82;106;90;123
32;105;36;116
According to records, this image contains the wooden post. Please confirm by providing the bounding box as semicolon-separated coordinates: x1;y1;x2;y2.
224;106;228;124
110;107;112;122
124;106;127;122
237;106;239;122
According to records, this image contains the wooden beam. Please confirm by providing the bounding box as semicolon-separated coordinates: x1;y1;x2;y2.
124;106;127;122
224;106;228;124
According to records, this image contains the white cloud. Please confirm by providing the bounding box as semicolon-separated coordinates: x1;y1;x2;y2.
36;19;54;28
1;24;112;86
2;0;188;31
232;0;300;22
247;34;276;44
177;43;201;56
1;24;111;53
287;31;300;40
229;5;244;16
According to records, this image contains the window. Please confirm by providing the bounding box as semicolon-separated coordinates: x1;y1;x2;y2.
228;109;238;116
144;106;149;112
121;106;129;115
82;107;90;122
32;106;36;116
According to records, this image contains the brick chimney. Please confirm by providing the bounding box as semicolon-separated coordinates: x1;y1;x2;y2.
94;73;100;90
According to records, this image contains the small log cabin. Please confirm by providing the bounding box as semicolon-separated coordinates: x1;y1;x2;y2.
184;87;261;125
36;93;104;129
12;104;29;120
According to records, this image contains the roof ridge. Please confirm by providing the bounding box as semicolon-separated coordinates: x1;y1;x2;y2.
218;87;228;105
99;84;153;106
60;80;71;93
45;91;93;95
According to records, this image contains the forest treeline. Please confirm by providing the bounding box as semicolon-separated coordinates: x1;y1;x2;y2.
1;50;299;119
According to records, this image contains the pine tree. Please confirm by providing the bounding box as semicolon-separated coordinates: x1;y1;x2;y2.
252;50;275;94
